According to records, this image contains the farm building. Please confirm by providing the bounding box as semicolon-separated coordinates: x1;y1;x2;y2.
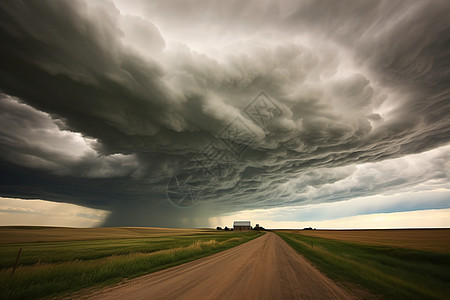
233;221;252;231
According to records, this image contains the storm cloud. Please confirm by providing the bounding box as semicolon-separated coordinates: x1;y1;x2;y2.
0;0;449;227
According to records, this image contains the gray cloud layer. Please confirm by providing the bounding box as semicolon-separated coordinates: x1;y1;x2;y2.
0;0;449;227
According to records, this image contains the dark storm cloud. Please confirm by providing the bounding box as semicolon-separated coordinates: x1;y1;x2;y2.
0;0;449;226
0;95;139;177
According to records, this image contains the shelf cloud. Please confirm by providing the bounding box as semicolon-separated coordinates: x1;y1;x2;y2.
0;0;449;227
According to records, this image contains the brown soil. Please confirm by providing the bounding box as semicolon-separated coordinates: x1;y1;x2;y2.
74;232;356;300
281;229;450;253
0;226;212;243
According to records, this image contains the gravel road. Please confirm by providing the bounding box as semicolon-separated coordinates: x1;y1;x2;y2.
79;232;355;299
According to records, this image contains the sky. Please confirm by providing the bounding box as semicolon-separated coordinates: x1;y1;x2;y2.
0;0;449;228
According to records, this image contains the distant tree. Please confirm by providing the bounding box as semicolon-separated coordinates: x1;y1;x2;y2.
216;226;222;230
304;227;313;230
230;228;234;231
253;224;260;231
224;226;230;231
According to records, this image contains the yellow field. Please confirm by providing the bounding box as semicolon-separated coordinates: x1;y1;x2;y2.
0;227;259;299
281;229;450;253
0;226;214;243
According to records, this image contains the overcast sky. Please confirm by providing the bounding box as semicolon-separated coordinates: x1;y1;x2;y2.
0;0;449;228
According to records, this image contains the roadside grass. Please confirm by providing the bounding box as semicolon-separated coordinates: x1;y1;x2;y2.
276;231;450;300
0;231;262;299
0;233;225;268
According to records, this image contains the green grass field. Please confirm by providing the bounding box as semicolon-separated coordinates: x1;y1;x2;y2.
276;231;450;300
0;228;262;300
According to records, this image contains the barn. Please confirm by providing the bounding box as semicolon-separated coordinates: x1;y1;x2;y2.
233;221;252;231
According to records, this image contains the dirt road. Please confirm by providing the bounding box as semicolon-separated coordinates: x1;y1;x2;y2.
80;232;355;299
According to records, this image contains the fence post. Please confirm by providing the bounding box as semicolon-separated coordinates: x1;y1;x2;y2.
11;248;22;277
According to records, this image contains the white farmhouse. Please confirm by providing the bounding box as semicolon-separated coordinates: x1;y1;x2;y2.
233;221;252;231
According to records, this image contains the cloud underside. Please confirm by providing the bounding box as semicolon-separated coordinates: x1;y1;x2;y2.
0;0;449;227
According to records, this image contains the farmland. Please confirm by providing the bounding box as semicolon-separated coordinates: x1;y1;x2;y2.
276;230;450;299
77;232;355;300
0;226;212;243
0;227;261;300
286;228;450;254
2;227;449;300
